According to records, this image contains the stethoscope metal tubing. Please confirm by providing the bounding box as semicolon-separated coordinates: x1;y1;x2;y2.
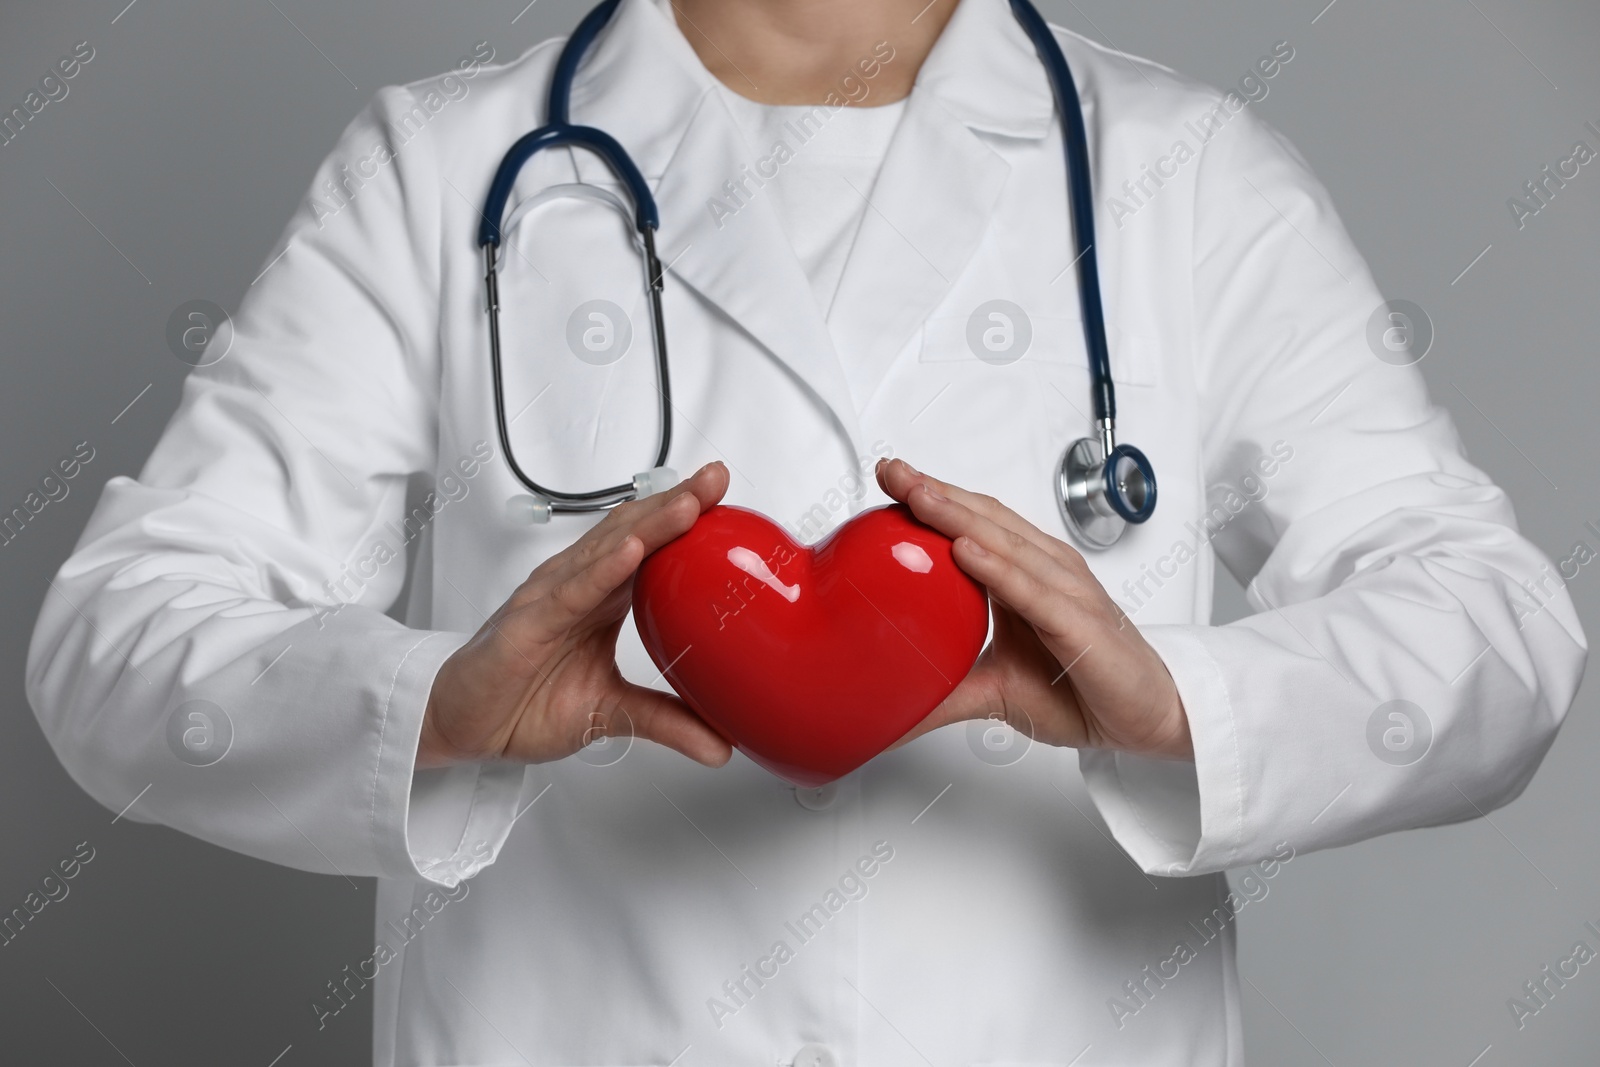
479;0;674;516
484;233;673;513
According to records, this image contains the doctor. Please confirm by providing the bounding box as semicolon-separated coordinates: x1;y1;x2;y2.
28;0;1585;1064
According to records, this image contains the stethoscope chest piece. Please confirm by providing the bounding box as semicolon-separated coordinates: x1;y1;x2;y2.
1055;433;1157;549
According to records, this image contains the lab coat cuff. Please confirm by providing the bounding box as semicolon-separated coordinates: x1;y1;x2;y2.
371;630;526;887
1078;624;1244;877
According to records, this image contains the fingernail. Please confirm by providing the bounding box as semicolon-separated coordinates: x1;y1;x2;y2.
921;483;946;502
901;459;921;476
960;536;986;556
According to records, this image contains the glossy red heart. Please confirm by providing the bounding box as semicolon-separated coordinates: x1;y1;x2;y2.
632;504;989;786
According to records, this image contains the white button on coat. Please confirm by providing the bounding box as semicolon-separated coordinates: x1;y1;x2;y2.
794;783;839;810
794;1044;840;1067
23;0;1585;1063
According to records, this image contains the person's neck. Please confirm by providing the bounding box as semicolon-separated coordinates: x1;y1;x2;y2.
668;0;958;106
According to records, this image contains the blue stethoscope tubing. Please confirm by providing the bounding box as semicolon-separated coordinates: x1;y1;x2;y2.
481;0;671;520
478;0;1156;547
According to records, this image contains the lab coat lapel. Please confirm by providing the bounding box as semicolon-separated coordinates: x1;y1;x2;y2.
562;0;1071;449
568;0;867;456
824;95;1010;410
653;98;869;456
826;0;1055;410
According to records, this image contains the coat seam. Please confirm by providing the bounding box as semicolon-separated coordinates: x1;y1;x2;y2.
371;630;445;878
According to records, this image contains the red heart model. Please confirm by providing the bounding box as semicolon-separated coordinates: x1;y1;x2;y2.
632;504;989;786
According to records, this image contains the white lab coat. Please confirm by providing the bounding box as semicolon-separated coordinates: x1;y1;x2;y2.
27;0;1586;1063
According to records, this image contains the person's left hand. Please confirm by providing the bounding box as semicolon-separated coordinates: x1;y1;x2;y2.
875;457;1193;761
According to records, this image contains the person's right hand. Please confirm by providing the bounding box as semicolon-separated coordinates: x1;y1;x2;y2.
416;462;733;770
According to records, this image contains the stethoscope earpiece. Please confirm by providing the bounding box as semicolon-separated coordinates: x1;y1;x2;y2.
632;465;680;498
505;494;552;526
1055;434;1157;549
504;466;679;526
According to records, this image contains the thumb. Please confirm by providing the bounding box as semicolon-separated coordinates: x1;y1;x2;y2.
885;663;1004;751
600;681;734;768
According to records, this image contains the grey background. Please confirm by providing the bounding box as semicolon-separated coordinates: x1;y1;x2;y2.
1;0;1595;1063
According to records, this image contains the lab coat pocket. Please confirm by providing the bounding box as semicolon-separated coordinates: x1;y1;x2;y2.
919;313;1160;388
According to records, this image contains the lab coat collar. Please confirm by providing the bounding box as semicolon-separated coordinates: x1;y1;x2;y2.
566;0;872;454
912;0;1055;140
562;0;720;182
566;0;1056;177
827;0;1058;407
823;91;1012;409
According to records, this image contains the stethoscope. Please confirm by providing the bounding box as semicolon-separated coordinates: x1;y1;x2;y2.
479;0;1156;549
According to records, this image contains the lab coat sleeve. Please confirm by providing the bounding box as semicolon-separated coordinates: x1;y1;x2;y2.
1078;104;1587;876
25;86;525;887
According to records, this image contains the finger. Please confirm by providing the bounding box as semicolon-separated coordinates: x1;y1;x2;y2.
566;462;728;577
609;459;728;532
902;482;1082;601
609;682;733;767
607;486;704;557
877;458;1083;570
884;664;1006;750
876;457;1041;539
576;459;729;570
674;458;730;512
519;532;647;637
601;460;732;563
583;461;725;558
949;533;1084;643
518;463;728;601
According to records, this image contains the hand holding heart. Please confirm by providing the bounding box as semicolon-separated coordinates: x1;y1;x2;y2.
416;463;735;770
875;458;1193;762
418;456;1192;773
